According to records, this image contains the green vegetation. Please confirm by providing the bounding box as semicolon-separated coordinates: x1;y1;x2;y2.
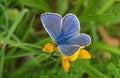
0;0;120;78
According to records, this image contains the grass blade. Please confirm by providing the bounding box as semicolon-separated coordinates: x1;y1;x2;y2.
78;59;108;78
70;0;83;14
19;0;50;12
81;0;99;16
56;0;68;15
0;8;29;78
79;13;120;23
97;0;115;14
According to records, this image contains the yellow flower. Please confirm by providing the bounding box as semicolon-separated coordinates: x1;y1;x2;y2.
61;54;77;72
61;48;91;72
61;59;70;72
42;43;55;53
79;49;91;59
61;50;79;62
42;41;91;72
61;48;79;72
42;40;59;53
68;49;80;62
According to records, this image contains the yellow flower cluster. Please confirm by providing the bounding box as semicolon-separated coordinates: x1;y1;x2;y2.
42;43;55;53
42;41;91;72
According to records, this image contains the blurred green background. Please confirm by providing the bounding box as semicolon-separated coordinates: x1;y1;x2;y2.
0;0;120;78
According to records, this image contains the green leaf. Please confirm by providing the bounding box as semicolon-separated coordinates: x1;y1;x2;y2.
77;59;108;78
34;37;51;45
22;15;35;42
106;63;120;78
106;63;117;71
0;36;41;52
81;0;99;16
91;42;120;55
5;52;39;60
97;0;115;14
79;13;120;23
0;8;29;78
105;3;120;24
70;0;83;14
19;0;50;12
9;54;51;78
56;0;68;15
89;21;99;43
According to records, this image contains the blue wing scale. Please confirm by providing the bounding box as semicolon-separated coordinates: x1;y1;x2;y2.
58;45;80;56
41;13;62;40
61;14;80;38
66;34;91;46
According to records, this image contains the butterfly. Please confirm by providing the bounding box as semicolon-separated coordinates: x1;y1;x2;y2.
41;13;91;56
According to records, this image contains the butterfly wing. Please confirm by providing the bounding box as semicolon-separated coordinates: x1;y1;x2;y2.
58;45;80;56
61;13;80;37
66;33;91;46
41;13;62;40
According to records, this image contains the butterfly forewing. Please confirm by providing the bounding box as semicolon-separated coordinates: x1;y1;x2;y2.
61;14;80;38
41;13;62;40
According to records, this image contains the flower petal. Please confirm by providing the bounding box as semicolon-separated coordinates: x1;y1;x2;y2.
42;43;55;53
68;49;80;62
79;49;91;59
61;54;68;60
61;48;80;62
62;59;70;72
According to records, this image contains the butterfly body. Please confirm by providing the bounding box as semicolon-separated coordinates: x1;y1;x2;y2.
41;13;91;56
56;33;75;45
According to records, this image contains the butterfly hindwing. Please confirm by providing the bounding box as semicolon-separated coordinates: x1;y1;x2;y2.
41;13;62;40
66;33;91;46
58;45;80;56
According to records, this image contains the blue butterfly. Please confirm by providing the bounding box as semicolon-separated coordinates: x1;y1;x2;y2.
41;13;91;56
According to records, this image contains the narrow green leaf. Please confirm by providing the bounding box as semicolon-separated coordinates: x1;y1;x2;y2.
79;13;120;23
97;0;115;14
81;0;99;16
0;36;41;52
70;0;83;14
0;3;5;10
0;8;29;78
22;15;35;42
90;21;99;43
91;42;120;55
78;59;108;78
34;37;51;45
56;0;68;15
5;52;39;60
10;43;41;49
9;54;51;77
19;0;50;12
104;3;120;24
